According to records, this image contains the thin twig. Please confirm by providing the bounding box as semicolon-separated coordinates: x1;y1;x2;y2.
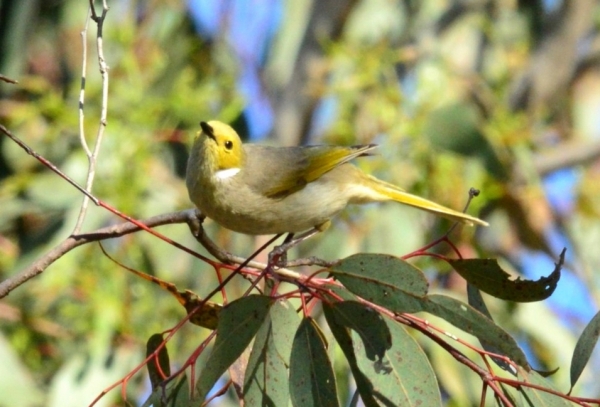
73;9;92;233
73;2;110;233
1;124;99;204
78;10;92;157
0;73;18;84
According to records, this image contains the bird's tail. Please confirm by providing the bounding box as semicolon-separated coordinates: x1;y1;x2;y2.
367;175;489;227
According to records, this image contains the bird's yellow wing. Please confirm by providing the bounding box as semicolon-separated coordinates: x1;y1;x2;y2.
243;144;377;199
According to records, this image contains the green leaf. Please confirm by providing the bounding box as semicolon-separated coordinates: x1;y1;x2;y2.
329;253;428;313
194;295;273;401
269;299;302;362
354;316;442;406
141;374;190;407
449;257;561;302
325;302;442;406
324;301;391;362
422;295;529;368
570;309;600;390
324;304;378;407
146;333;171;390
518;368;574;406
289;317;339;407
467;284;517;376
244;300;300;406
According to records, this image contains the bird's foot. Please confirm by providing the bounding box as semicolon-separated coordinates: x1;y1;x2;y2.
268;228;322;268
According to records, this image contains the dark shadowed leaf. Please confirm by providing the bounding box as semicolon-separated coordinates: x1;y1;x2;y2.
329;253;428;313
449;254;562;302
194;295;273;401
146;333;171;390
570;310;600;390
244;300;300;407
423;295;529;368
289;318;339;407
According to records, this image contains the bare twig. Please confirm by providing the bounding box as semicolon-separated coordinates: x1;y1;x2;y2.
78;10;92;158
73;1;111;233
0;73;18;84
1;124;99;204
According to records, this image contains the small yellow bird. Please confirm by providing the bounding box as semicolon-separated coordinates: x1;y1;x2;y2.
186;121;488;236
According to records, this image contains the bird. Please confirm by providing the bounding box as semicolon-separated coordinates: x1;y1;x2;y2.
185;120;488;238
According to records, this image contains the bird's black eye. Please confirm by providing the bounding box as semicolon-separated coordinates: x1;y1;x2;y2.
224;140;233;150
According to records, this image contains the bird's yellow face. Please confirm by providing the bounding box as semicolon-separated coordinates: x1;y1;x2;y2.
196;121;244;177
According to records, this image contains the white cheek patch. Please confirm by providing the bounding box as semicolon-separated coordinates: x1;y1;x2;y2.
215;168;241;180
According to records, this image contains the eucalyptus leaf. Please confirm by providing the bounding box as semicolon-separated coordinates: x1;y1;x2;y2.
325;301;391;362
330;253;428;313
570;309;600;390
324;302;442;406
146;333;171;390
423;295;529;369
194;295;272;401
518;368;574;407
467;284;517;375
353;316;442;406
289;318;339;407
141;375;190;407
244;300;299;406
449;255;561;302
324;304;379;407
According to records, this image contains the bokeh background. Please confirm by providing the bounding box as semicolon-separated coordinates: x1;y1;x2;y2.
1;0;600;405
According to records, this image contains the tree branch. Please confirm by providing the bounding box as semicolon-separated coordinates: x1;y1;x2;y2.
0;210;190;298
0;209;305;298
532;139;600;176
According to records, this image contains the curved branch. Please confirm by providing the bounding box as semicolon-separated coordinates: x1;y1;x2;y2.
0;210;194;298
0;209;305;298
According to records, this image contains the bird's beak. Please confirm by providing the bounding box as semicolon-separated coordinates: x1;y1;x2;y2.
200;121;216;141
